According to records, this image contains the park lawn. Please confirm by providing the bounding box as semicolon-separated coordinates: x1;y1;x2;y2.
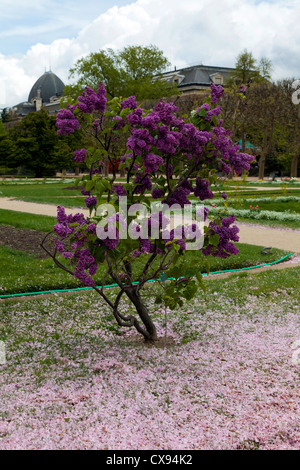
0;242;291;296
0;209;57;232
0;265;299;449
0;182;86;208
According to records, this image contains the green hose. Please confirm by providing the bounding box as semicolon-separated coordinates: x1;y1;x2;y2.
0;252;294;299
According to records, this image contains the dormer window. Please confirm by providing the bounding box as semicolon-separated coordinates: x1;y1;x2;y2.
212;73;223;85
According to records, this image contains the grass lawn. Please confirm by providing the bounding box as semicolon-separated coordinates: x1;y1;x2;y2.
0;242;291;297
0;209;56;232
0;265;299;449
0;182;86;208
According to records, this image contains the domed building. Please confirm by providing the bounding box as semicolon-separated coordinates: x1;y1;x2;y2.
11;70;65;118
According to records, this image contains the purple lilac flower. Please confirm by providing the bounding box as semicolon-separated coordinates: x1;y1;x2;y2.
56;108;81;136
85;196;97;209
194;178;214;201
127;108;143;126
127;128;155;155
81;189;90;196
148;211;169;232
240;84;246;93
113;183;127;198
113;184;127;197
167;189;190;208
102;236;119;250
77;82;107;114
141;112;161;131
112;116;125;130
131;250;141;258
139;238;155;254
74;149;87;163
196;206;209;222
154;100;179;126
152;188;164;199
120;96;137;110
156;127;181;155
134;175;152;194
66;212;87;225
210;83;224;104
143;153;164;173
53;223;73;238
180;124;208;154
202;215;240;258
228;152;254;175
57;206;68;224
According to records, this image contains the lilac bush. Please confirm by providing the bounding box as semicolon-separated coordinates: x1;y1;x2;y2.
42;82;253;342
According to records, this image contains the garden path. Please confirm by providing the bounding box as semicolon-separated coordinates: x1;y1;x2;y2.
0;197;299;253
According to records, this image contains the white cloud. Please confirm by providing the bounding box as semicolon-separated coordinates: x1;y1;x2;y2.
1;0;300;108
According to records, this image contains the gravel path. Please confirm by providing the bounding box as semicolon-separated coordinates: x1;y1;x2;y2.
0;197;299;253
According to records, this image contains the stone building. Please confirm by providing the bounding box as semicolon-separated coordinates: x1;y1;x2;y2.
160;64;234;94
8;70;65;125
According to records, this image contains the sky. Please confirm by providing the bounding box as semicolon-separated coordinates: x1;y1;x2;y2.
0;0;299;108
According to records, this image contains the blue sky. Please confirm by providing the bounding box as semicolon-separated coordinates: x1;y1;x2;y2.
0;0;131;55
0;0;299;108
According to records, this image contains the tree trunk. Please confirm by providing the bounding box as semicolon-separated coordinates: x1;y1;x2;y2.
258;153;266;180
104;160;109;177
290;153;298;177
125;288;158;342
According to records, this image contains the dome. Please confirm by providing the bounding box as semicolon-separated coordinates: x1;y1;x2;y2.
28;71;65;104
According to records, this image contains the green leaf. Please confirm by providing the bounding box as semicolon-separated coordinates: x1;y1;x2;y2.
85;180;95;191
210;233;220;246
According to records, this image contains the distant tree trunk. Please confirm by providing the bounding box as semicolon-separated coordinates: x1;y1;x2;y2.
290;154;298;177
104;160;109;177
258;152;267;180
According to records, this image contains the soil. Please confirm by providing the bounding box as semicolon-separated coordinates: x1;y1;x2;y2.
0;225;50;258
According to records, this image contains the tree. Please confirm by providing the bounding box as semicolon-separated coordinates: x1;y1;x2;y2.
0;108;10;123
227;49;273;86
0;122;17;170
41;82;253;343
64;45;178;103
275;79;300;177
8;109;77;177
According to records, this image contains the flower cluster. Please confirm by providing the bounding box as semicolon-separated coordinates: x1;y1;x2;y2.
56;82;107;136
210;83;225;104
53;206;98;286
202;215;240;258
56;108;81;136
133;174;152;194
194;178;214;201
77;83;107;114
74;149;87;163
120;96;137;110
85;196;97;209
143;153;164;173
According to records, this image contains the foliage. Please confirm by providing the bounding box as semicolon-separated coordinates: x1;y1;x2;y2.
42;82;253;342
64;44;178;103
6;109;79;177
227;49;273;86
